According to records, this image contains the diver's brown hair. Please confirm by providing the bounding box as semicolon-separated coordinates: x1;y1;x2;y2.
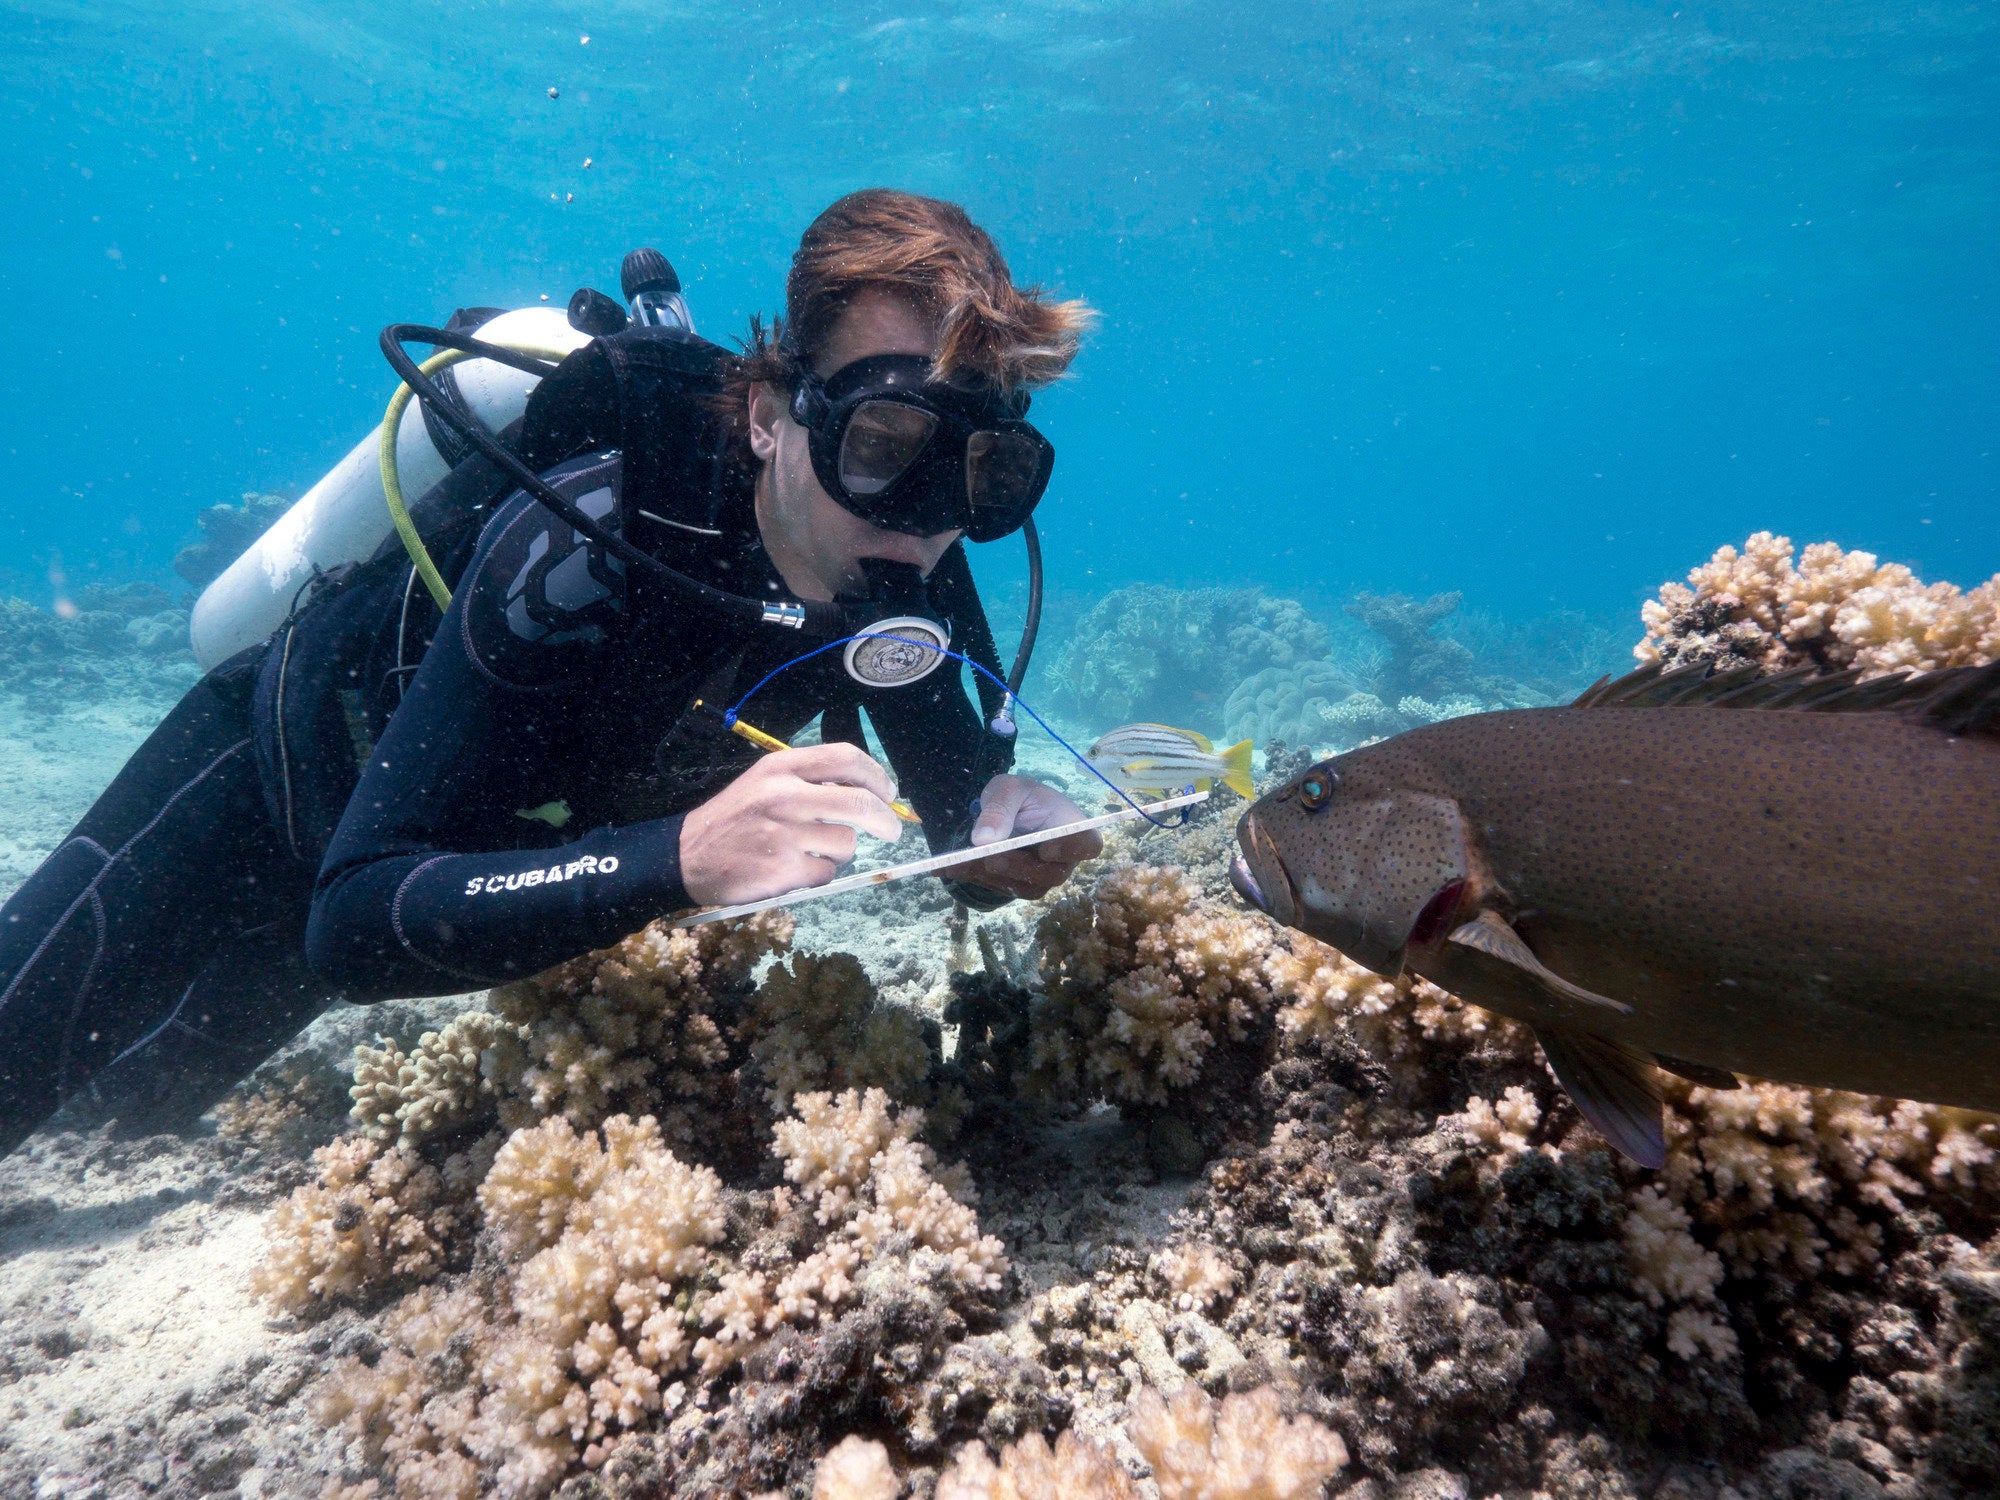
725;189;1094;420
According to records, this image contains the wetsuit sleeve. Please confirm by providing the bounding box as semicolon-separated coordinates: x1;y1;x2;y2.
864;665;1015;911
306;487;695;1001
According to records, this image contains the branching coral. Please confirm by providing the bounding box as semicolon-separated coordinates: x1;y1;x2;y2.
1128;1383;1349;1500
252;1136;486;1315
1656;1079;2000;1284
471;1114;723;1482
1264;932;1531;1066
1029;865;1279;1106
740;951;935;1111
930;1383;1345;1500
1637;531;2000;676
696;1088;1006;1377
1151;1243;1239;1314
484;913;791;1151
314;1282;491;1500
351;1011;516;1150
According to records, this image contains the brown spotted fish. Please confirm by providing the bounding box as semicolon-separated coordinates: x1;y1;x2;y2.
1231;661;2000;1167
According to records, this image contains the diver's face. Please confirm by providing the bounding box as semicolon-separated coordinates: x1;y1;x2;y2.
748;288;964;602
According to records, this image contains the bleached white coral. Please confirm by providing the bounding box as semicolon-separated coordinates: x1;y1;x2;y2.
696;1089;1006;1375
351;1010;515;1149
940;1384;1344;1500
1622;1185;1735;1362
742;951;933;1110
1637;531;2000;676
1656;1077;2000;1286
1127;1383;1349;1500
1449;1086;1547;1176
1031;866;1279;1105
485;913;791;1144
1151;1242;1239;1313
1265;932;1530;1064
313;1282;490;1500
462;1114;722;1485
253;1136;482;1315
937;1430;1139;1499
812;1433;902;1500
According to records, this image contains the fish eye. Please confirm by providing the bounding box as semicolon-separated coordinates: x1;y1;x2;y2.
1298;767;1337;811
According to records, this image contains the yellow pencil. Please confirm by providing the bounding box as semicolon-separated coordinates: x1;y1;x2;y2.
723;713;921;823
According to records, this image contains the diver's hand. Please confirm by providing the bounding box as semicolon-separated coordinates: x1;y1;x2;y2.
956;775;1101;901
681;744;905;906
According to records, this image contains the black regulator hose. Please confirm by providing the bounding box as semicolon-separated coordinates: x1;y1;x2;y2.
378;324;843;635
1008;517;1043;701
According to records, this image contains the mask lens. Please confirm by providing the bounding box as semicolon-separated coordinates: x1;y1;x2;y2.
838;401;937;497
965;429;1045;514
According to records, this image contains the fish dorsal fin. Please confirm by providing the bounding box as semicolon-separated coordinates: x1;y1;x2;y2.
1534;1025;1666;1168
1572;659;2000;735
1653;1053;1740;1090
1448;910;1632;1015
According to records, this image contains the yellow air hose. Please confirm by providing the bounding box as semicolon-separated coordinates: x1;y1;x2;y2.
378;340;580;611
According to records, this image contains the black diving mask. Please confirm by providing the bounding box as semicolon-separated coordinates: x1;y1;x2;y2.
789;353;1054;544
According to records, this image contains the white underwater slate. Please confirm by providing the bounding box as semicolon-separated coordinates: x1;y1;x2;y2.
673;790;1210;929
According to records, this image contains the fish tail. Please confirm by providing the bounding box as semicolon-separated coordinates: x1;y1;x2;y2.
1220;738;1256;799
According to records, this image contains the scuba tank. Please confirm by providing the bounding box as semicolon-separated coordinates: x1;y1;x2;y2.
188;305;592;669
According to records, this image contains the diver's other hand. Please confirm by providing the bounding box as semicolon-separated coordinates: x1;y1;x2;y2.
681;744;904;906
958;775;1101;900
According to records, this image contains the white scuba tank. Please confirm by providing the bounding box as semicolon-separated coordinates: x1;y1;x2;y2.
188;306;592;669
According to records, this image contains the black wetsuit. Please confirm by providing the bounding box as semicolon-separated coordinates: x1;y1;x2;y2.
0;328;1011;1155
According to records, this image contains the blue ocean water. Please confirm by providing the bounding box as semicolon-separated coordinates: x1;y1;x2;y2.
1;0;1994;631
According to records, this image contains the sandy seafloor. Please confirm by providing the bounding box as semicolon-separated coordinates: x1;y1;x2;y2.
0;679;1192;1497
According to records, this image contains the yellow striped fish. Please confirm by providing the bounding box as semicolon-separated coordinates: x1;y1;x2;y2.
1087;723;1256;800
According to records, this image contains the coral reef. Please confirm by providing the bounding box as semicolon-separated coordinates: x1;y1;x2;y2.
250;1136;486;1316
1043;584;1330;729
696;1088;1005;1377
302;1079;1012;1499
1343;590;1477;701
173;490;291;590
0;580;197;697
739;952;939;1113
1027;865;1278;1111
1637;531;2000;676
820;1381;1345;1499
1223;661;1363;749
484;913;791;1159
350;1011;515;1150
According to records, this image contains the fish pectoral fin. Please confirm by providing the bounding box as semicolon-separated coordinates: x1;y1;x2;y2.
1653;1053;1740;1090
1447;910;1632;1014
1535;1025;1667;1169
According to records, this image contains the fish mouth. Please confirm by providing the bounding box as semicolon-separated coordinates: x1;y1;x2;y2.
1233;813;1296;926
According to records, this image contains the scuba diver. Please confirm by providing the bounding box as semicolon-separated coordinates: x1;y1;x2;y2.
0;189;1101;1156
